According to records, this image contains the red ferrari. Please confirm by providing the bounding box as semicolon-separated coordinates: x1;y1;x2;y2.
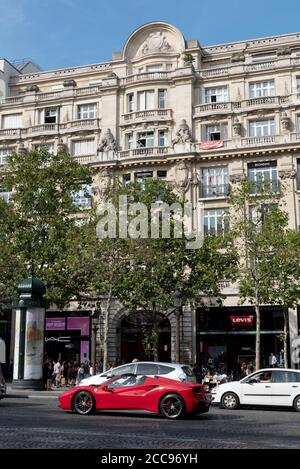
59;373;212;419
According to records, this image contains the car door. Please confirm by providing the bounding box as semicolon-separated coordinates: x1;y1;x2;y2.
95;374;150;410
270;371;300;406
240;371;273;405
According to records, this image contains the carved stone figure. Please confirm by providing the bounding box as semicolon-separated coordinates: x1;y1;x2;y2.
174;160;190;194
232;116;242;137
278;168;296;180
139;31;173;56
93;169;113;200
172;120;192;148
98;129;117;152
280;111;290;132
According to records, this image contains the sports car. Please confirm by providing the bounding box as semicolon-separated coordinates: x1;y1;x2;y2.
58;373;212;419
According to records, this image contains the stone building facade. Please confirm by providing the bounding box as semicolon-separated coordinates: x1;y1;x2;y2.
1;22;300;369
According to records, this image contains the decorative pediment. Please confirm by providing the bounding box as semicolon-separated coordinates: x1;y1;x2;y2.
123;22;185;61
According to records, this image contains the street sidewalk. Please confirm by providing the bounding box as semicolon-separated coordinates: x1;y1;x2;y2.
6;384;69;399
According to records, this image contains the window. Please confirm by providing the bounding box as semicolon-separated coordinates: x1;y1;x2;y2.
203;208;229;235
271;371;300;383
122;174;131;186
251;53;276;63
0;148;12;165
249;80;275;98
77;103;97;120
125;133;133;150
297;115;300;133
201;166;229;198
158;365;175;374
72;139;96;156
158;130;167;147
157;170;167;179
248;161;278;193
108;375;147;389
0;191;12;203
109;364;136;377
73;185;92;208
127;93;134;113
136;363;159;375
158;89;166;109
296;77;300;92
137;131;154;148
204;86;228;103
297;159;300;190
146;64;163;72
206;125;221;141
44;108;58;124
138;90;155;110
249;119;275;137
34;143;54;154
134;171;153;182
2;114;22;129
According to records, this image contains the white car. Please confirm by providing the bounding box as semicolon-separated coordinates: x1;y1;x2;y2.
78;362;196;386
211;368;300;411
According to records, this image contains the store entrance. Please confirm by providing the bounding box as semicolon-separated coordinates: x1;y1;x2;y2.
120;312;171;363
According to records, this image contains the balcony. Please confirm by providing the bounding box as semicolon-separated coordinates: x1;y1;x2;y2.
200;184;230;199
122;71;170;85
119;146;170;160
28;123;59;136
0;128;22;139
121;109;172;126
59;118;101;133
242;135;278;146
194;95;291;117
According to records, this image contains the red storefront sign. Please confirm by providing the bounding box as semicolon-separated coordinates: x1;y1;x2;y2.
230;315;255;326
200;140;224;150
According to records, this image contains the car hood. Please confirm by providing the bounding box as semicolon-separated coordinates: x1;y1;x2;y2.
212;381;240;393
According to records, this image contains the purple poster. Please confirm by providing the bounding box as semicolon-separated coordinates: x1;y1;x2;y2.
46;317;66;331
80;341;90;363
67;317;90;336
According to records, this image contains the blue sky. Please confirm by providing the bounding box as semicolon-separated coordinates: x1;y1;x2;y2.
1;0;300;70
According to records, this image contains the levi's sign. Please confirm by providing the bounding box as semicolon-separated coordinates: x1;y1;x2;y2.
230;315;255;326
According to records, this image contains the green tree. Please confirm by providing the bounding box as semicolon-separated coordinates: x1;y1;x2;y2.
92;178;237;367
1;148;94;309
230;179;300;369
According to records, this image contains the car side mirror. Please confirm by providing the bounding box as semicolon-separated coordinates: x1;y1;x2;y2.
105;373;112;379
103;385;114;392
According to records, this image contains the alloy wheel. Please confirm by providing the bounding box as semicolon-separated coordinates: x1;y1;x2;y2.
160;394;184;419
222;392;239;409
73;391;94;415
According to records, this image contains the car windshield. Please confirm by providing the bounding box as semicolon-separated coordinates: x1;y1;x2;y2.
108;374;146;389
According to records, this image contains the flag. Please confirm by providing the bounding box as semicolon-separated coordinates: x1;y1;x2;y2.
200;140;224;150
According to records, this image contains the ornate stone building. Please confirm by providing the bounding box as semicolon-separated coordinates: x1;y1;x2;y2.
1;22;300;369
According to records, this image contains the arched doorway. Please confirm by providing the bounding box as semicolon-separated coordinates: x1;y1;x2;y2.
120;312;171;363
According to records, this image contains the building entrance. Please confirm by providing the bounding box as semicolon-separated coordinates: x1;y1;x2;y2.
120;312;171;363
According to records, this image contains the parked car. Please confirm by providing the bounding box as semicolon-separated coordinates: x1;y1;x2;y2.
59;373;211;419
211;368;300;411
0;364;6;400
78;362;196;386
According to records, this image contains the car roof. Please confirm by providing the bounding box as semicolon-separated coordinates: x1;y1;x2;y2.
114;362;188;367
253;368;300;372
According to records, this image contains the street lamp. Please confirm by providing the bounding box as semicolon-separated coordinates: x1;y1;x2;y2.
173;287;183;364
91;303;101;374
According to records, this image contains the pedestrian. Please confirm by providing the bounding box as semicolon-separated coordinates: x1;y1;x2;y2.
76;363;85;385
53;359;62;388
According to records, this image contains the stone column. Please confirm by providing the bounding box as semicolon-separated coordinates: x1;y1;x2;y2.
289;307;299;369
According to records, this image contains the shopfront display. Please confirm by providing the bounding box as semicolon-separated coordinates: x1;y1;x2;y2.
44;313;91;363
197;306;285;372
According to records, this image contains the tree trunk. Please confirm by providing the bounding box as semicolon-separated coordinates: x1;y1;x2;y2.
153;318;159;362
103;287;112;372
175;309;181;363
255;290;261;371
283;309;289;369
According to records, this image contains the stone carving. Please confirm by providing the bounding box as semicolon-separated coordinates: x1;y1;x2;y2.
278;168;296;180
172;120;192;148
17;141;27;155
277;47;291;56
98;129;117;152
280;111;290;132
174;160;190;194
57;139;66;152
93;169;113;200
229;172;245;184
139;31;173;56
232;116;242;137
231;52;245;63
